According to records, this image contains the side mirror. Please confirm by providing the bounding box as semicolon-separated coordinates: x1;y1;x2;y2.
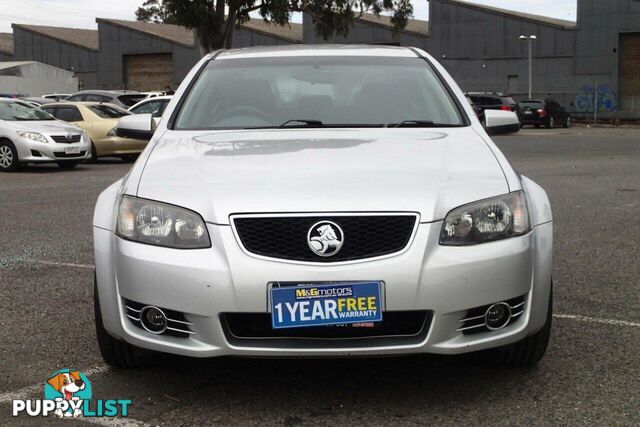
484;110;520;135
116;114;155;140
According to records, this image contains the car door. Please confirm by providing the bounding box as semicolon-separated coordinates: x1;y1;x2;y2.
89;104;146;153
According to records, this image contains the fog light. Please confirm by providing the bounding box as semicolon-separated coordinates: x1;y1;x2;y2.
484;302;511;330
140;306;167;334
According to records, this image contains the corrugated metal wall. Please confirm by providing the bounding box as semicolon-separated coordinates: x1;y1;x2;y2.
427;0;640;116
12;28;98;89
96;22;199;90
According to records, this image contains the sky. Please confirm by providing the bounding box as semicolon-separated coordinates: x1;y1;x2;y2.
0;0;577;33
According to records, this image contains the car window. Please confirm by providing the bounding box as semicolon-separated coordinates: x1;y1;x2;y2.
83;94;110;103
501;97;516;106
131;100;167;117
118;94;146;107
471;96;499;106
48;106;84;122
66;94;84;102
175;57;465;129
0;102;55;121
88;104;131;118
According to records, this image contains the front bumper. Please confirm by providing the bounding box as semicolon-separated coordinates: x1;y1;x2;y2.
94;218;553;358
15;136;90;162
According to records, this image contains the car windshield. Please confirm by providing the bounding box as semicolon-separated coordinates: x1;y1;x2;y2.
0;102;54;121
89;105;131;118
174;56;465;130
520;101;544;109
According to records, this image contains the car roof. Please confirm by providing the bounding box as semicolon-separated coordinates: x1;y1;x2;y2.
72;90;139;95
41;101;122;108
216;44;419;60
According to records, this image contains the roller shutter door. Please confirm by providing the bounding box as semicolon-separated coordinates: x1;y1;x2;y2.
124;53;173;92
619;33;640;113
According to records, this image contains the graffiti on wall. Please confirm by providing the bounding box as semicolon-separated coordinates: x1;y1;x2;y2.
573;84;618;113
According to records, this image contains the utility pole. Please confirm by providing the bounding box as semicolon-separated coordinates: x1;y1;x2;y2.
519;35;537;98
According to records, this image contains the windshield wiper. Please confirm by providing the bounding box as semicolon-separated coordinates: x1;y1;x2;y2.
388;120;464;128
387;120;436;128
279;119;324;128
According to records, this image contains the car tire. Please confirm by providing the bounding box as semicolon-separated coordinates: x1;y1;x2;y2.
493;283;553;367
563;117;571;128
88;142;98;163
57;161;79;169
0;139;21;172
94;276;149;369
546;117;554;129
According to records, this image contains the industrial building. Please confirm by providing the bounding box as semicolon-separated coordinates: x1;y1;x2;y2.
1;0;639;117
423;0;640;117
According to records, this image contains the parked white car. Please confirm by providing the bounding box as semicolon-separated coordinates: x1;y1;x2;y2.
0;99;90;171
128;95;172;126
42;93;71;101
94;46;552;369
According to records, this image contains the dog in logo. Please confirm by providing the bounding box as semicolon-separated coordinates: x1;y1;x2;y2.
47;371;85;418
309;224;341;255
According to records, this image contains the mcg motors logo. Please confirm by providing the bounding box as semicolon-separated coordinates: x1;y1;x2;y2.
307;221;344;257
11;369;131;419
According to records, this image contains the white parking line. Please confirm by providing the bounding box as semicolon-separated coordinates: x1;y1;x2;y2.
29;260;94;269
0;365;108;404
553;313;640;328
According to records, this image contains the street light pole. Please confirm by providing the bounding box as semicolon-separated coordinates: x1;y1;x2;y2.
519;35;537;98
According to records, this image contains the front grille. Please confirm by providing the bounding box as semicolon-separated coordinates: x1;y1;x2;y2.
124;299;195;339
457;295;526;335
51;135;82;143
233;214;417;262
221;311;431;345
53;151;86;158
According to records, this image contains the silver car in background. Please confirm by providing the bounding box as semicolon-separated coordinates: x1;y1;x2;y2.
94;46;553;369
0;99;90;171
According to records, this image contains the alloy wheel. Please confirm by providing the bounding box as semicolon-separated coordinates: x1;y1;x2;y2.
0;145;13;169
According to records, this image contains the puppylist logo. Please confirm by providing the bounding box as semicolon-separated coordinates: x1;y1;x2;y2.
12;369;131;419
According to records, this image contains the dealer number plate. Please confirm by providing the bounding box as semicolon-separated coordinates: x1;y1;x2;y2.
64;146;81;154
270;281;383;329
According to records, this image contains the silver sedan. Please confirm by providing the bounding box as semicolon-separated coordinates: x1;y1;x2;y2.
93;45;553;368
0;99;89;171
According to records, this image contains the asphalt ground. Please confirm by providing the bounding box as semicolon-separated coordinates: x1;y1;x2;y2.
0;127;638;426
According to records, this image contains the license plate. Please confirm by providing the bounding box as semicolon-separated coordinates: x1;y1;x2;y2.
270;282;383;329
524;111;533;115
64;146;81;154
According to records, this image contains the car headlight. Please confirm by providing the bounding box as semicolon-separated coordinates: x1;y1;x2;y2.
440;191;530;246
107;126;117;137
16;131;48;143
116;196;211;249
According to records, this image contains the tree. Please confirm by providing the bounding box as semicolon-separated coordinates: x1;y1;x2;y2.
135;0;413;56
135;0;177;24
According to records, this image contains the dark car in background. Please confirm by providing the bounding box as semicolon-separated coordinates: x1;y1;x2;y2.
66;90;146;108
466;92;522;126
520;99;571;128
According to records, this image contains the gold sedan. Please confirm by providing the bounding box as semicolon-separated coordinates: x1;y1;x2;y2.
41;102;148;162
